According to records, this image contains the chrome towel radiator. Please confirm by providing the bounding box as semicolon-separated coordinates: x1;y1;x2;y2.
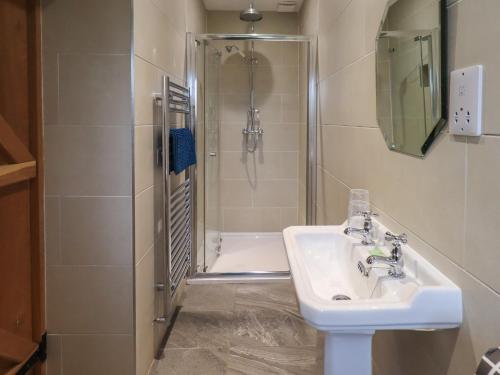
153;76;194;352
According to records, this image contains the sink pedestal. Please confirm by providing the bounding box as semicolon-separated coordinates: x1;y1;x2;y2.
324;330;374;375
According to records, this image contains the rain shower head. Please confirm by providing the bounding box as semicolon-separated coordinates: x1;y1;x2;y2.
240;2;263;22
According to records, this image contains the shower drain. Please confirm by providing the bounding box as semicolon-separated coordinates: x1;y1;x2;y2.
332;294;351;301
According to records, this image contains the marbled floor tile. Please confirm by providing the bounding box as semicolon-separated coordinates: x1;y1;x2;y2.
234;281;301;316
181;284;237;311
167;310;234;350
224;346;321;375
158;283;325;374
230;308;317;348
152;348;226;375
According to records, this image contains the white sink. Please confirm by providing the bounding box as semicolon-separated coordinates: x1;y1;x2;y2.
283;221;462;375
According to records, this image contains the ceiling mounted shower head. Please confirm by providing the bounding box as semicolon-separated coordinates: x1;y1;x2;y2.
240;2;263;22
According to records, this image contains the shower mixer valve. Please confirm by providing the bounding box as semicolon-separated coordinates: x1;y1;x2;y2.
243;108;264;152
242;128;264;135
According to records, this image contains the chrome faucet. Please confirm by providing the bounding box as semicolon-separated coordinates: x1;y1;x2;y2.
344;211;378;245
366;231;407;279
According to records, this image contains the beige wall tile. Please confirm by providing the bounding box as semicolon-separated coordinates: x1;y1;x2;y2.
58;54;132;126
44;126;132;196
46;335;62;375
448;0;500;135
300;0;319;35
319;53;377;127
255;66;299;95
135;247;155;375
221;151;298;180
262;124;300;152
42;53;58;126
60;197;132;266
318;0;350;34
221;179;253;207
280;207;299;229
208;11;298;34
41;0;131;55
45;197;61;266
134;0;185;79
222;94;282;124
46;266;133;334
151;0;186;34
134;57;161;126
465;136;500;293
316;167;350;225
221;122;298;154
318;0;366;79
186;0;207;34
254;180;298;208
61;334;134;375
223;207;282;232
135;125;155;193
135;186;155;264
282;95;300;123
42;0;137;371
257;152;299;179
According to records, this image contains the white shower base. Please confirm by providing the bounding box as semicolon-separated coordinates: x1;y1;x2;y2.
208;232;290;273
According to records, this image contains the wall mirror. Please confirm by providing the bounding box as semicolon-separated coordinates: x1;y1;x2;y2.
376;0;447;157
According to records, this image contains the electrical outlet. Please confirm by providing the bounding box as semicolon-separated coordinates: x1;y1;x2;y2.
449;65;483;136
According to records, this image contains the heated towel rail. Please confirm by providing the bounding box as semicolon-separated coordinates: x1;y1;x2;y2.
153;77;194;354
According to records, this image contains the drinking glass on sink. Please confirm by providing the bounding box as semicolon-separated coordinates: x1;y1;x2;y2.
349;189;369;204
348;199;370;229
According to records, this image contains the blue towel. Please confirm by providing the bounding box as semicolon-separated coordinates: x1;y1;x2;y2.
169;128;196;175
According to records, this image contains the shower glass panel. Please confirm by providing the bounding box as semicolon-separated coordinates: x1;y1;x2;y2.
189;33;317;278
204;41;222;272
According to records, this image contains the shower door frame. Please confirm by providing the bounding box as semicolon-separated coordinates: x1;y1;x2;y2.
186;33;317;281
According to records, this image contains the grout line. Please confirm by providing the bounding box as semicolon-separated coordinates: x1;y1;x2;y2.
319;123;380;129
58;195;133;199
317;51;375;84
463;137;469;268
136;243;154;267
48;264;132;269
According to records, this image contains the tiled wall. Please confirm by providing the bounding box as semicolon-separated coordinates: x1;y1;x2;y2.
133;0;206;374
42;0;135;374
207;12;301;232
300;0;500;373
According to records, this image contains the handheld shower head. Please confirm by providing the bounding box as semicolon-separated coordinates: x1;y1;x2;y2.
225;45;246;59
240;2;263;22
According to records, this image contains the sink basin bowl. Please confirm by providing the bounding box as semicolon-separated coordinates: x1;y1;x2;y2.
283;221;462;375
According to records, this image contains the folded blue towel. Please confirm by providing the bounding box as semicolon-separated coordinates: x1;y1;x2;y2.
169;128;196;175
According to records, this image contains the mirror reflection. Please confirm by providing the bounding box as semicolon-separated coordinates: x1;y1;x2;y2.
376;0;446;157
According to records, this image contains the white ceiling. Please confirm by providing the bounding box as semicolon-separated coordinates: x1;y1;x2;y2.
203;0;304;12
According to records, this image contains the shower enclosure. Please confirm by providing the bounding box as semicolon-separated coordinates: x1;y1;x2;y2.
187;26;317;281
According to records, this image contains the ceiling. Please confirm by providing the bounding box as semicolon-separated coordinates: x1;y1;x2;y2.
203;0;304;12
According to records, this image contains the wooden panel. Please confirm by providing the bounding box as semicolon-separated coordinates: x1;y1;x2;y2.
27;2;46;365
0;183;32;338
0;0;45;373
0;161;36;188
0;114;34;163
0;328;36;363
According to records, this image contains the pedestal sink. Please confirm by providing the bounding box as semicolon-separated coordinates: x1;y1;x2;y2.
283;221;462;375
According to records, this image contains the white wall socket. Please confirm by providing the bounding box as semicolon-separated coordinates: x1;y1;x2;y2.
449;65;484;136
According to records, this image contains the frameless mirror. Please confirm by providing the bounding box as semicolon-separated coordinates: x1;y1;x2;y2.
376;0;447;157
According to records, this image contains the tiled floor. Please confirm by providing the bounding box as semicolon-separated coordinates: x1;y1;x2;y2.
151;281;324;375
209;233;290;273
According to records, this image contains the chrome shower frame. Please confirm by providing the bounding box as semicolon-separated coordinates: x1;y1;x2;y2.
186;32;318;282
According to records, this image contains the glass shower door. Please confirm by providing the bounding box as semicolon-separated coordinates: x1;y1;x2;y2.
204;42;222;271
